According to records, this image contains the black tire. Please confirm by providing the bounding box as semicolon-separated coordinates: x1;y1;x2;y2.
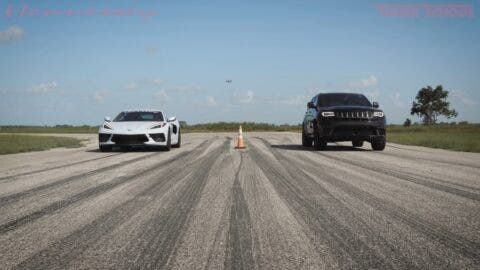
99;145;112;152
302;126;312;147
172;129;181;148
352;140;364;147
312;121;327;151
371;139;386;151
162;129;171;151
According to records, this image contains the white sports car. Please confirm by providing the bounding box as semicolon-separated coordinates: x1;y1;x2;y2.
98;110;181;151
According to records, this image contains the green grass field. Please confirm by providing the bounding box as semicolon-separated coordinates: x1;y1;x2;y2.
1;123;479;153
0;134;84;155
0;125;98;134
387;124;480;152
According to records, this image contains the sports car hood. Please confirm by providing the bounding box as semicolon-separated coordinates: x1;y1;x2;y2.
107;121;164;132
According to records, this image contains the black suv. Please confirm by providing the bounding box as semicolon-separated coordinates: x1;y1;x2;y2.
302;93;386;151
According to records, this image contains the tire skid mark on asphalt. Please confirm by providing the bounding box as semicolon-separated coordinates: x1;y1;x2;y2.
271;144;480;262
118;139;230;270
238;151;320;269
224;153;257;270
256;138;425;269
14;139;226;270
365;155;480;193
0;140;209;206
202;143;238;270
319;152;480;202
203;196;232;270
0;141;210;235
330;142;480;193
377;149;480;170
0;153;124;182
248;139;395;270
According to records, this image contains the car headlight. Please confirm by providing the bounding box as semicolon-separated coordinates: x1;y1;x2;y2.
150;123;167;129
321;111;335;117
373;111;384;117
103;123;113;130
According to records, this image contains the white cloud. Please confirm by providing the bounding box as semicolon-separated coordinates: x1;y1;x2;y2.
206;96;218;107
125;82;139;91
154;90;169;103
389;92;406;108
0;25;24;44
451;90;477;106
93;92;104;104
306;87;322;96
270;95;308;106
145;46;159;55
347;75;378;89
150;78;164;86
124;78;163;91
172;84;202;92
30;81;58;93
361;75;378;87
365;89;381;100
93;90;109;104
234;90;255;104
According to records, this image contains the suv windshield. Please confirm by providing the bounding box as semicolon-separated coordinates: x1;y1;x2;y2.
318;94;372;107
113;112;164;122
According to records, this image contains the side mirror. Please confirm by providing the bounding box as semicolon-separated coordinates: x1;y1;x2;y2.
104;116;111;122
307;102;315;109
167;116;176;122
372;102;379;108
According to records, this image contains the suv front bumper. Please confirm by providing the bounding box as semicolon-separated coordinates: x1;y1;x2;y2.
316;118;386;142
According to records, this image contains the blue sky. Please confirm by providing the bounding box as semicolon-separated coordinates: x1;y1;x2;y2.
0;0;479;125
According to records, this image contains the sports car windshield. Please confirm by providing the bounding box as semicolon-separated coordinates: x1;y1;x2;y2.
113;112;164;122
318;94;372;107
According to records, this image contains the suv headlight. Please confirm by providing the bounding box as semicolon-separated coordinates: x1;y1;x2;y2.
373;111;384;117
103;123;113;130
321;111;335;117
150;123;167;129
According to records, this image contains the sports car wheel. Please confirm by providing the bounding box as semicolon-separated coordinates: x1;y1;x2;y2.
162;129;171;151
172;129;181;148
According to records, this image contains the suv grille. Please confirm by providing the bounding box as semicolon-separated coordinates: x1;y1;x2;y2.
335;111;372;119
111;134;148;145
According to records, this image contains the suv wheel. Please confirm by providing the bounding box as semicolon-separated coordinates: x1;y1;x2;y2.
371;139;386;151
352;140;363;147
312;122;327;151
99;145;112;152
302;126;312;147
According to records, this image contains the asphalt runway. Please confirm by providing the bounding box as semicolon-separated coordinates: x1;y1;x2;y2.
0;132;479;269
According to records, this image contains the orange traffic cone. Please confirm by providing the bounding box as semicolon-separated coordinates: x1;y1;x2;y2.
235;125;246;149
